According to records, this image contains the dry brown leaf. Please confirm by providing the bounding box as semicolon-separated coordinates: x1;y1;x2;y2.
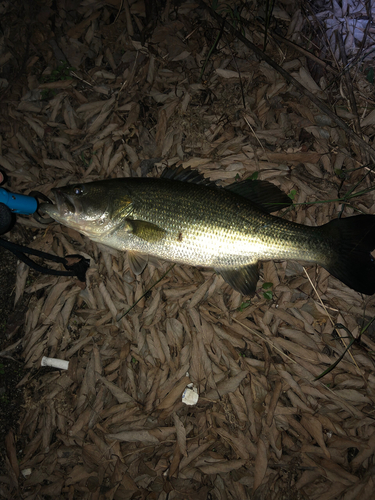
253;437;268;492
204;371;248;400
198;459;246;474
157;376;191;410
86;97;116;135
172;413;187;457
14;261;29;305
215;428;255;459
5;430;20;481
106;430;159;444
300;415;330;458
350;431;375;471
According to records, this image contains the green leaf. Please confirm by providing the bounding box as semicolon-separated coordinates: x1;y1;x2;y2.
238;300;251;312
262;282;273;290
334;168;346;179
288;189;297;200
360;316;375;335
262;282;273;300
250;171;259;180
366;67;374;84
263;290;273;300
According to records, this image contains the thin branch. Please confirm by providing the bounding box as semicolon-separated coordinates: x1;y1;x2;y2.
337;31;361;136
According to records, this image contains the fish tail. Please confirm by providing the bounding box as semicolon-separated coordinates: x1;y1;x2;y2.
319;214;375;295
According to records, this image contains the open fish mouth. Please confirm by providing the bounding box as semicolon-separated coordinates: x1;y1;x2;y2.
52;188;76;216
37;189;77;222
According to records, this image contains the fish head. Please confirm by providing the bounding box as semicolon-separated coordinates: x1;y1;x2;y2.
40;181;128;237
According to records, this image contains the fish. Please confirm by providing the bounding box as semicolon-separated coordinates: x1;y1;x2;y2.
40;166;375;296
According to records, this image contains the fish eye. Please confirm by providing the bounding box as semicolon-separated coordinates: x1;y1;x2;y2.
73;185;84;196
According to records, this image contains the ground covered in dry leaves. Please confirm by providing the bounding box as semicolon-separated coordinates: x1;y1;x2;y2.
1;0;375;499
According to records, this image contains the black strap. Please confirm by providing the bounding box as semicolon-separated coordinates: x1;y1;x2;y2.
0;238;89;282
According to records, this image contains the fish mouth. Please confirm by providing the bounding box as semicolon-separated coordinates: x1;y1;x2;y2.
38;189;78;222
52;188;77;216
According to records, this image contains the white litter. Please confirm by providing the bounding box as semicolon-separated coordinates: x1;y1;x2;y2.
41;356;69;370
182;386;199;406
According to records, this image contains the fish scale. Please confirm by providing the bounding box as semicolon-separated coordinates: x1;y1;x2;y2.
106;179;312;266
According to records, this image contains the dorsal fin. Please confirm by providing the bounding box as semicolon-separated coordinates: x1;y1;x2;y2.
161;165;217;187
225;179;293;213
161;166;293;213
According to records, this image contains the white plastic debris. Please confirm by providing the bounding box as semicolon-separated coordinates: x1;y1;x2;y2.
182;386;199;406
21;468;32;478
41;356;69;370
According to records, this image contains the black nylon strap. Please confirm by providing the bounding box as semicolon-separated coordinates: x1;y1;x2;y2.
0;238;89;282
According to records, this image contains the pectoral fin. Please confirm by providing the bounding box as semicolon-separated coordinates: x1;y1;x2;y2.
215;263;259;295
125;219;166;243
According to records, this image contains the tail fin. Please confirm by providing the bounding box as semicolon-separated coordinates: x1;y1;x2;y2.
320;215;375;295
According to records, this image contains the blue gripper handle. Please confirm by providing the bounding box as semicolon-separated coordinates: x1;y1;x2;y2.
0;187;38;215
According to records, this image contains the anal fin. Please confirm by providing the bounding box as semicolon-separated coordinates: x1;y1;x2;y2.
128;251;148;275
215;263;259;295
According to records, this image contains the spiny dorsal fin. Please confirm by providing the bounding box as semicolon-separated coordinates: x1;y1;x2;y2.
161;165;216;187
225;179;293;213
162;166;292;213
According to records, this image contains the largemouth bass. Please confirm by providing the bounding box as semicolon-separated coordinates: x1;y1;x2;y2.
40;167;375;295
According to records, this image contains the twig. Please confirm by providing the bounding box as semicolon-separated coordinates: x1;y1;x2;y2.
232;317;296;364
0;338;23;361
111;0;124;25
243;115;265;151
200;18;226;80
303;267;360;372
337;31;361;136
123;0;134;37
116;263;175;322
270;31;339;76
263;0;276;50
